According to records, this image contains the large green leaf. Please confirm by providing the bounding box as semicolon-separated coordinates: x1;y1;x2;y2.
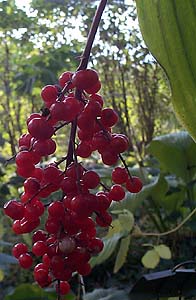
136;0;196;141
5;284;57;300
147;131;196;182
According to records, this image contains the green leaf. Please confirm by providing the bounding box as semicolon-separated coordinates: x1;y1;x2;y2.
84;288;129;300
141;249;160;269
118;210;134;233
106;219;123;238
150;175;169;205
136;0;196;142
147;131;196;181
163;189;185;212
154;244;172;259
5;283;57;300
113;235;131;273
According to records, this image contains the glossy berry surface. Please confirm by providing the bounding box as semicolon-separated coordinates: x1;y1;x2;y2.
126;176;143;193
4;67;143;299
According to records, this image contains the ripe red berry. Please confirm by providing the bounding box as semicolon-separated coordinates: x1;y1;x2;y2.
96;211;112;227
41;85;58;103
77;262;91;276
32;241;47;256
4;200;25;220
18;253;33;269
101;150;118;166
48;201;65;217
112;167;128;184
24;177;40;195
72;69;99;90
34;268;49;286
100;108;119;127
126;176;143;193
85;80;101;94
88;238;104;254
12;243;28;258
56;281;70;295
110;134;129;153
76;141;92;158
28;118;54;140
82;170;100;189
59;71;74;88
89;93;104;107
109;185;125;201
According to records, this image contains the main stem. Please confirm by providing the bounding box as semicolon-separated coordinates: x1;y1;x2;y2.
66;0;108;168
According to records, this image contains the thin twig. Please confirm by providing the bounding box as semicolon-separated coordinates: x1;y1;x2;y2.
133;207;196;238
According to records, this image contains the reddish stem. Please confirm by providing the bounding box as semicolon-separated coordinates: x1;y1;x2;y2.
66;0;108;169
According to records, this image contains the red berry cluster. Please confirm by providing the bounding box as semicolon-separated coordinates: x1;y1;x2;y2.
4;68;142;298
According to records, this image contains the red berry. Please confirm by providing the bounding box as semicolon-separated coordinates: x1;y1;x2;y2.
48;201;65;217
32;230;47;243
96;211;112;227
88;238;104;254
77;262;91;276
28;118;54;140
4;200;24;220
110;134;129;153
126;176;143;193
85;80;101;94
34;268;49;286
89;93;104;107
59;71;74;88
76;142;92;158
12;243;28;258
41;85;58;103
18;133;32;149
100;108;119;127
56;281;70;295
18;253;33;269
72;69;99;90
82;170;100;189
101;150;118;166
109;185;125;201
112;167;128;184
32;241;47;256
24;177;40;195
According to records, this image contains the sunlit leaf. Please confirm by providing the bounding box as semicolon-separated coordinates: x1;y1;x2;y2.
136;0;196;142
113;235;131;273
141;249;160;269
154;244;172;260
118;210;134;233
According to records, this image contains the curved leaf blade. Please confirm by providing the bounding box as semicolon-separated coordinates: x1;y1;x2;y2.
136;0;196;141
113;235;131;273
